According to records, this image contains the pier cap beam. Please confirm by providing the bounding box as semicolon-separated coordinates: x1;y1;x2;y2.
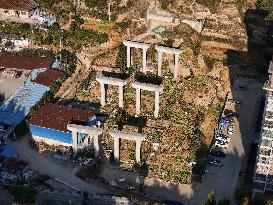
67;124;103;135
123;40;150;50
132;81;163;92
155;45;182;55
109;130;145;141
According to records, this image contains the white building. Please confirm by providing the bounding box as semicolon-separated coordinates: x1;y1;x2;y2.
0;33;32;50
0;0;56;26
253;60;273;195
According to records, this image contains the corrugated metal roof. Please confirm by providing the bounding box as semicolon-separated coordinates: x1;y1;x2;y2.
0;81;49;125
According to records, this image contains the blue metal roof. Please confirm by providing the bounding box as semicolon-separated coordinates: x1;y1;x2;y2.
0;81;49;125
0;145;16;158
29;125;72;145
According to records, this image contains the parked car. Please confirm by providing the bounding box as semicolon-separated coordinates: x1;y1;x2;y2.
215;133;230;142
215;140;229;149
215;135;230;143
209;150;226;158
208;158;223;167
228;99;241;106
226;117;235;124
96;176;107;183
109;181;118;187
226;112;238;118
127;185;135;190
236;84;248;91
227;124;234;135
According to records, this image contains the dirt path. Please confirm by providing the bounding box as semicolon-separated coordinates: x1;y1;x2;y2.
56;40;120;100
8;136;107;194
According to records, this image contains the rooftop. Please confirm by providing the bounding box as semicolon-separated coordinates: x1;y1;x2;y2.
28;103;97;132
0;32;29;40
0;0;37;11
0;155;29;175
0;52;53;71
33;69;62;87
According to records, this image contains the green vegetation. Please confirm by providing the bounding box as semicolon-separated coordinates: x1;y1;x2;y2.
80;69;97;90
36;0;57;9
135;73;163;85
196;0;221;13
253;193;273;205
30;174;50;186
162;166;191;184
201;190;230;205
235;0;246;14
5;185;38;204
204;57;219;70
14;120;29;139
85;0;106;8
76;160;103;179
211;102;224;117
116;45;127;70
256;0;273;20
0;19;108;49
159;0;172;10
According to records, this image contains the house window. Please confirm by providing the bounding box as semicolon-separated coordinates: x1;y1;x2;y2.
4;10;9;14
20;11;27;15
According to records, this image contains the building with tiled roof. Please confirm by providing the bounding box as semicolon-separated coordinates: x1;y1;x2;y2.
0;0;56;26
28;103;97;147
0;0;37;19
0;32;32;50
0;52;53;71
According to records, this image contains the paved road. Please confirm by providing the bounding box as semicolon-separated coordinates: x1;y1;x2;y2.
8;137;108;194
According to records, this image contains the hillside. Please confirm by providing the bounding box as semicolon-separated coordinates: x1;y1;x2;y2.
38;0;258;183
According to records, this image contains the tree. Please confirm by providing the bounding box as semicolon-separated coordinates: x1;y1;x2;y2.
241;197;250;205
37;0;56;9
235;188;249;205
256;0;273;20
85;0;103;8
4;41;14;49
217;198;230;205
207;190;217;205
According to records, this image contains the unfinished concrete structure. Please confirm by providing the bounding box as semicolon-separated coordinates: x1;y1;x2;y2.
123;40;150;73
181;19;204;33
96;75;127;108
109;130;145;163
67;124;103;156
132;81;163;118
147;9;176;23
155;45;182;79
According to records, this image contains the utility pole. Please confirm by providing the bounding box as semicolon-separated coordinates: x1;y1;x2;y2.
107;0;112;22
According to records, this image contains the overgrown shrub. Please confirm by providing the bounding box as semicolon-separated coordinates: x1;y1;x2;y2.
196;0;221;13
76;162;102;179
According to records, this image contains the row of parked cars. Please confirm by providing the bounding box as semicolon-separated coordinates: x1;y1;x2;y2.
208;105;239;168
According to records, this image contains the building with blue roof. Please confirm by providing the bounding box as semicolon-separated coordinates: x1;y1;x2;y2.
28;103;97;148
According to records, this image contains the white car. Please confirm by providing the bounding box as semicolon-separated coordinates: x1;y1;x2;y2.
215;136;230;143
227;125;234;135
215;140;229;149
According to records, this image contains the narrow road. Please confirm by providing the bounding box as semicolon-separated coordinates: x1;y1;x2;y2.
8;137;108;194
